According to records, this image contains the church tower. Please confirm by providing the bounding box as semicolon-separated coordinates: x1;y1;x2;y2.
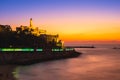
30;18;32;28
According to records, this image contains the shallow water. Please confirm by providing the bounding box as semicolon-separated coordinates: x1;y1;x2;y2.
17;44;120;80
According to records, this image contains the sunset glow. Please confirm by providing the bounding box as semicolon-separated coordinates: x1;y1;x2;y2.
0;0;120;42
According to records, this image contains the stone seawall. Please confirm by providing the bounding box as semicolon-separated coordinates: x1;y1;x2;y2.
0;51;81;65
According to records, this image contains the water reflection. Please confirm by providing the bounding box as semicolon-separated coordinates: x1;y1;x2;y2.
0;65;17;80
18;48;120;80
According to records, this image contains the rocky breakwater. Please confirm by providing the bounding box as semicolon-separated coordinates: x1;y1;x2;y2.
0;48;81;65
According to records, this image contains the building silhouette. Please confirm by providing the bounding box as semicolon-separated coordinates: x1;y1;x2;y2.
0;18;63;48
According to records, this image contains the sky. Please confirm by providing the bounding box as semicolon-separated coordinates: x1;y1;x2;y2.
0;0;120;43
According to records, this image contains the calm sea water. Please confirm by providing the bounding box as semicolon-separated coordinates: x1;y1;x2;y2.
0;44;120;80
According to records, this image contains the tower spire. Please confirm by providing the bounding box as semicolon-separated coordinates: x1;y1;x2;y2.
30;18;32;27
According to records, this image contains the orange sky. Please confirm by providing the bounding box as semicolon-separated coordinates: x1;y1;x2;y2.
10;14;120;42
1;0;120;42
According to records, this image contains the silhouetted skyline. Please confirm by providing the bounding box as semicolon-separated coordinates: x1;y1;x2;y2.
0;0;120;42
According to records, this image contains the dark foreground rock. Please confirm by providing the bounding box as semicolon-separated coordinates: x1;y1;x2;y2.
0;51;81;65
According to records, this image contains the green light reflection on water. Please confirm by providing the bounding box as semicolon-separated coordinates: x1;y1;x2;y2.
12;67;19;79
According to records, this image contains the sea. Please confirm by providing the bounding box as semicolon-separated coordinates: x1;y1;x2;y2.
0;43;120;80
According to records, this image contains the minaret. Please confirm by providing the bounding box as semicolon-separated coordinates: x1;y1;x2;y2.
30;18;32;28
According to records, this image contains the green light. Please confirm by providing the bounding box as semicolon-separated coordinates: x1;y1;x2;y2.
36;49;43;51
65;48;74;51
59;49;63;51
0;48;34;51
1;48;14;51
52;49;54;51
21;48;34;51
52;48;64;52
52;49;59;51
14;49;22;51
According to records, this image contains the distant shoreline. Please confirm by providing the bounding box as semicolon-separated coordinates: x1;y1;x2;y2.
65;46;95;48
